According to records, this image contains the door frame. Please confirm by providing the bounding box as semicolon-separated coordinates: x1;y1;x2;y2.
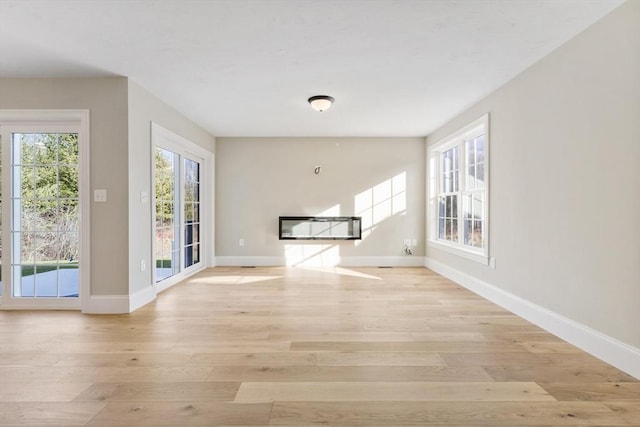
151;123;210;294
0;110;90;310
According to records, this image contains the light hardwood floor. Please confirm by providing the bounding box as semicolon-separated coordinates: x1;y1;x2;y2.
0;266;638;426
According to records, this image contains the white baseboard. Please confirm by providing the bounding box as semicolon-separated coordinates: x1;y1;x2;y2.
129;285;156;312
425;257;640;380
83;295;130;314
83;265;208;314
215;256;285;266
214;256;426;267
1;299;80;311
340;256;426;267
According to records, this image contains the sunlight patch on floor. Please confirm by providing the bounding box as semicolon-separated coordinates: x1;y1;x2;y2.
297;266;382;280
189;275;283;285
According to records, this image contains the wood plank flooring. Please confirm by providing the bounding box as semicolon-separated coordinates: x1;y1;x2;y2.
0;266;638;426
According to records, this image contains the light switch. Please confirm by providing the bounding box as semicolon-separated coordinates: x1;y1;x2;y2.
94;189;107;202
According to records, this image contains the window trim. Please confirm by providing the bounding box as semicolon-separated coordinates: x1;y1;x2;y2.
427;113;489;265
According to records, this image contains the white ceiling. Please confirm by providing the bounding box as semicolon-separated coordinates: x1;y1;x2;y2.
0;0;626;137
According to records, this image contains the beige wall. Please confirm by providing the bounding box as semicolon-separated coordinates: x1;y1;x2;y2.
0;77;130;296
216;137;425;264
127;81;215;297
426;0;640;348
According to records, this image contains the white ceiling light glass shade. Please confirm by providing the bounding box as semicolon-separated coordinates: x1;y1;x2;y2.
308;95;334;112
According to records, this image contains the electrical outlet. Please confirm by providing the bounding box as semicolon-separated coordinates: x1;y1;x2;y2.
94;189;107;202
239;238;245;247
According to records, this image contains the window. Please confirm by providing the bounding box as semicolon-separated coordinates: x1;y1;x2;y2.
428;114;489;264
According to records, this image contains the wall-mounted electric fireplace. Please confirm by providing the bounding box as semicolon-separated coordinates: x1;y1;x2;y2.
279;216;362;240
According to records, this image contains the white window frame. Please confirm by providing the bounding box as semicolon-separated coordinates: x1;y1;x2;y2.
427;113;489;265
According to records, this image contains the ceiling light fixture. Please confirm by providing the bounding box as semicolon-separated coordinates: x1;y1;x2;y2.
308;95;334;112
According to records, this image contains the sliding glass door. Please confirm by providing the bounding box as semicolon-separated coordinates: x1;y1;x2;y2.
152;125;205;287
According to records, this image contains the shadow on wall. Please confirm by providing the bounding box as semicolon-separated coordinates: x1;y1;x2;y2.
284;172;407;266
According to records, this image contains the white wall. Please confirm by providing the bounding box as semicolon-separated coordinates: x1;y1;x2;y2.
216;137;425;266
426;0;640;352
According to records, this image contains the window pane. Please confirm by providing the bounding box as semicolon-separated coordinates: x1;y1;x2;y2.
20;166;35;195
192;223;199;245
473;193;483;220
466;165;476;190
441;147;460;193
35;166;57;198
19;267;35;297
462;191;480;248
185;223;193;246
441;152;449;193
466;139;475;167
59;166;78;197
473;221;483;248
36;269;58;297
35;134;58;165
162;203;174;227
451;219;458;242
60;232;79;263
476;135;485;163
193;203;200;222
59;200;79;232
59;134;79;164
468;193;484;248
192;243;200;264
18;134;35;164
464;217;472;246
36;202;57;232
476;163;485;188
452;147;458;169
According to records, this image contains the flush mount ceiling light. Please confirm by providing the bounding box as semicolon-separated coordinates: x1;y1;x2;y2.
308;95;334;112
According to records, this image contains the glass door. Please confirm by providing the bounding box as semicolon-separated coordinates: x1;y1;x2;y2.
1;129;81;308
154;147;203;283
